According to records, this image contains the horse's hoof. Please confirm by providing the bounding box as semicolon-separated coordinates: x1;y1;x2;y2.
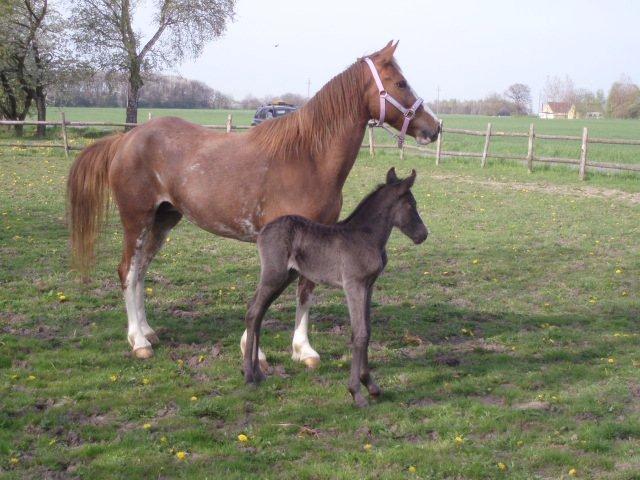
134;346;154;359
259;358;270;372
303;356;320;369
145;333;160;345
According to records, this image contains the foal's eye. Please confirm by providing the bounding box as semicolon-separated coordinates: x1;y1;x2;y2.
395;80;408;89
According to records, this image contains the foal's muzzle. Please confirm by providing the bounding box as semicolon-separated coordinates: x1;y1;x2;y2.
412;226;428;244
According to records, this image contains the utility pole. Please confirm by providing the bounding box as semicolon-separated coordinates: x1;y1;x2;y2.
307;78;311;99
436;85;440;116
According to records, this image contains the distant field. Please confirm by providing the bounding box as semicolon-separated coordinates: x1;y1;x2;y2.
10;107;640;168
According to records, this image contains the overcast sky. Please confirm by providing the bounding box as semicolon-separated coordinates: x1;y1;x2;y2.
133;0;639;107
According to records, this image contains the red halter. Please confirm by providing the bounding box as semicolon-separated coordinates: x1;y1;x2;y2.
364;57;424;148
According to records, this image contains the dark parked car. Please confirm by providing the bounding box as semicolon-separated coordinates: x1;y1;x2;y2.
251;102;298;126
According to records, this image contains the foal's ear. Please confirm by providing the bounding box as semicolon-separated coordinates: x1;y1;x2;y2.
400;169;417;192
386;167;399;184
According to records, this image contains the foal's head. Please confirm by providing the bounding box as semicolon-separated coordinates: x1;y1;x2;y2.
385;168;428;244
364;41;440;144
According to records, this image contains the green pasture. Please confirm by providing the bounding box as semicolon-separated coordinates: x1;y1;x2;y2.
1;129;639;478
14;107;640;169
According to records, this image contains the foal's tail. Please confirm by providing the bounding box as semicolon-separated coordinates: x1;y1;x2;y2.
67;133;124;275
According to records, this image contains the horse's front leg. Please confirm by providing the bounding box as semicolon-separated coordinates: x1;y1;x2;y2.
291;276;321;369
345;282;370;408
359;287;381;398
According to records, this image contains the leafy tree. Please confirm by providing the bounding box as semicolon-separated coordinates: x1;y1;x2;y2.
70;0;236;127
606;75;640;119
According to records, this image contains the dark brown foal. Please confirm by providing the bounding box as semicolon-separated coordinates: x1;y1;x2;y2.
243;168;428;407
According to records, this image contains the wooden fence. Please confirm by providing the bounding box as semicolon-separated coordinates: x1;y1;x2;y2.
365;120;640;179
1;114;639;179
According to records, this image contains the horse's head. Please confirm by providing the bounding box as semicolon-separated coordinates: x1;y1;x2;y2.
363;41;440;146
386;167;428;244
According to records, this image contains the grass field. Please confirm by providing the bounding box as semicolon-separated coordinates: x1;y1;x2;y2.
1;124;639;479
12;107;640;170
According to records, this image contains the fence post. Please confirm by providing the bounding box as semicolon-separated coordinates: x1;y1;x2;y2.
226;114;232;133
481;122;492;168
368;124;375;157
579;126;588;180
60;112;69;161
435;119;443;165
527;123;535;173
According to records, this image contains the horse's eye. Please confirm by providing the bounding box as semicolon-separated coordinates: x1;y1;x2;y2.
395;80;407;89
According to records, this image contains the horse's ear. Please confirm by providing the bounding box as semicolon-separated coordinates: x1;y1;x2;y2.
399;169;416;192
379;40;398;62
386;167;398;184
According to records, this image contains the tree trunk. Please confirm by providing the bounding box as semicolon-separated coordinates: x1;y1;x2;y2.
35;88;46;137
14;124;24;137
125;66;143;130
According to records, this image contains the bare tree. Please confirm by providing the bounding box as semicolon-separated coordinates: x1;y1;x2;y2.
542;75;577;105
70;0;235;127
607;75;640;119
504;83;531;115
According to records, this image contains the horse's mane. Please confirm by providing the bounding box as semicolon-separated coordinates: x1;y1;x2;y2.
248;60;368;160
338;182;390;225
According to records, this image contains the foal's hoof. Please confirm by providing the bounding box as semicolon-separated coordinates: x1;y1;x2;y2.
368;384;382;398
134;346;154;359
145;333;160;345
303;356;320;370
353;396;369;408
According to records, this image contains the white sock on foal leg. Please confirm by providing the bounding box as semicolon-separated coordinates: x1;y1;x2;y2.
240;329;268;371
291;300;320;368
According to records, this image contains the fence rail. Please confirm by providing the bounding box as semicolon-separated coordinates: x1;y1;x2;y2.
364;120;640;178
2;114;640;178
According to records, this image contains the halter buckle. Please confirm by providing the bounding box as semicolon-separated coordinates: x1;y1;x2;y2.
404;109;415;119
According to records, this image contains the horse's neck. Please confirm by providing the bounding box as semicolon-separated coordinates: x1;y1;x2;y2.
317;119;368;189
344;196;394;248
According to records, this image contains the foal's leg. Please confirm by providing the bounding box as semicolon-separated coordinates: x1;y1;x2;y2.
291;277;321;368
243;269;297;384
344;282;371;408
359;287;381;398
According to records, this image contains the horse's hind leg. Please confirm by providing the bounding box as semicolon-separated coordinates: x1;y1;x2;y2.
291;276;321;369
119;202;181;359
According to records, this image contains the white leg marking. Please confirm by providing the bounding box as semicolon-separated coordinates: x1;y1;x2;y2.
291;302;320;363
240;329;267;367
125;248;152;352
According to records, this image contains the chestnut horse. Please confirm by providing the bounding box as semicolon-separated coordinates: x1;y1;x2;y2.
67;41;440;366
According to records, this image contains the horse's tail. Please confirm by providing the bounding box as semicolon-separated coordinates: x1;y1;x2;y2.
67;133;124;275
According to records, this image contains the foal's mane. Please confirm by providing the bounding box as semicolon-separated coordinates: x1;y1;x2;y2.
248;60;368;160
338;182;392;225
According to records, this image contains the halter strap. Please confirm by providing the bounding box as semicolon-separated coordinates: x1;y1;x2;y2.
364;57;423;148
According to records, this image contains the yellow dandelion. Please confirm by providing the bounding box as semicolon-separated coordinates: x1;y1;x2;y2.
49;439;56;445
568;468;577;476
237;434;249;443
198;355;205;363
190;396;198;402
110;374;118;382
517;440;524;447
142;423;152;430
58;294;67;302
160;436;167;443
497;462;507;471
9;457;19;465
472;259;479;264
27;375;36;381
10;374;19;380
607;358;615;364
177;359;184;367
454;435;464;446
142;377;150;385
621;291;628;297
363;443;372;451
175;451;187;461
145;287;153;295
408;466;417;473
